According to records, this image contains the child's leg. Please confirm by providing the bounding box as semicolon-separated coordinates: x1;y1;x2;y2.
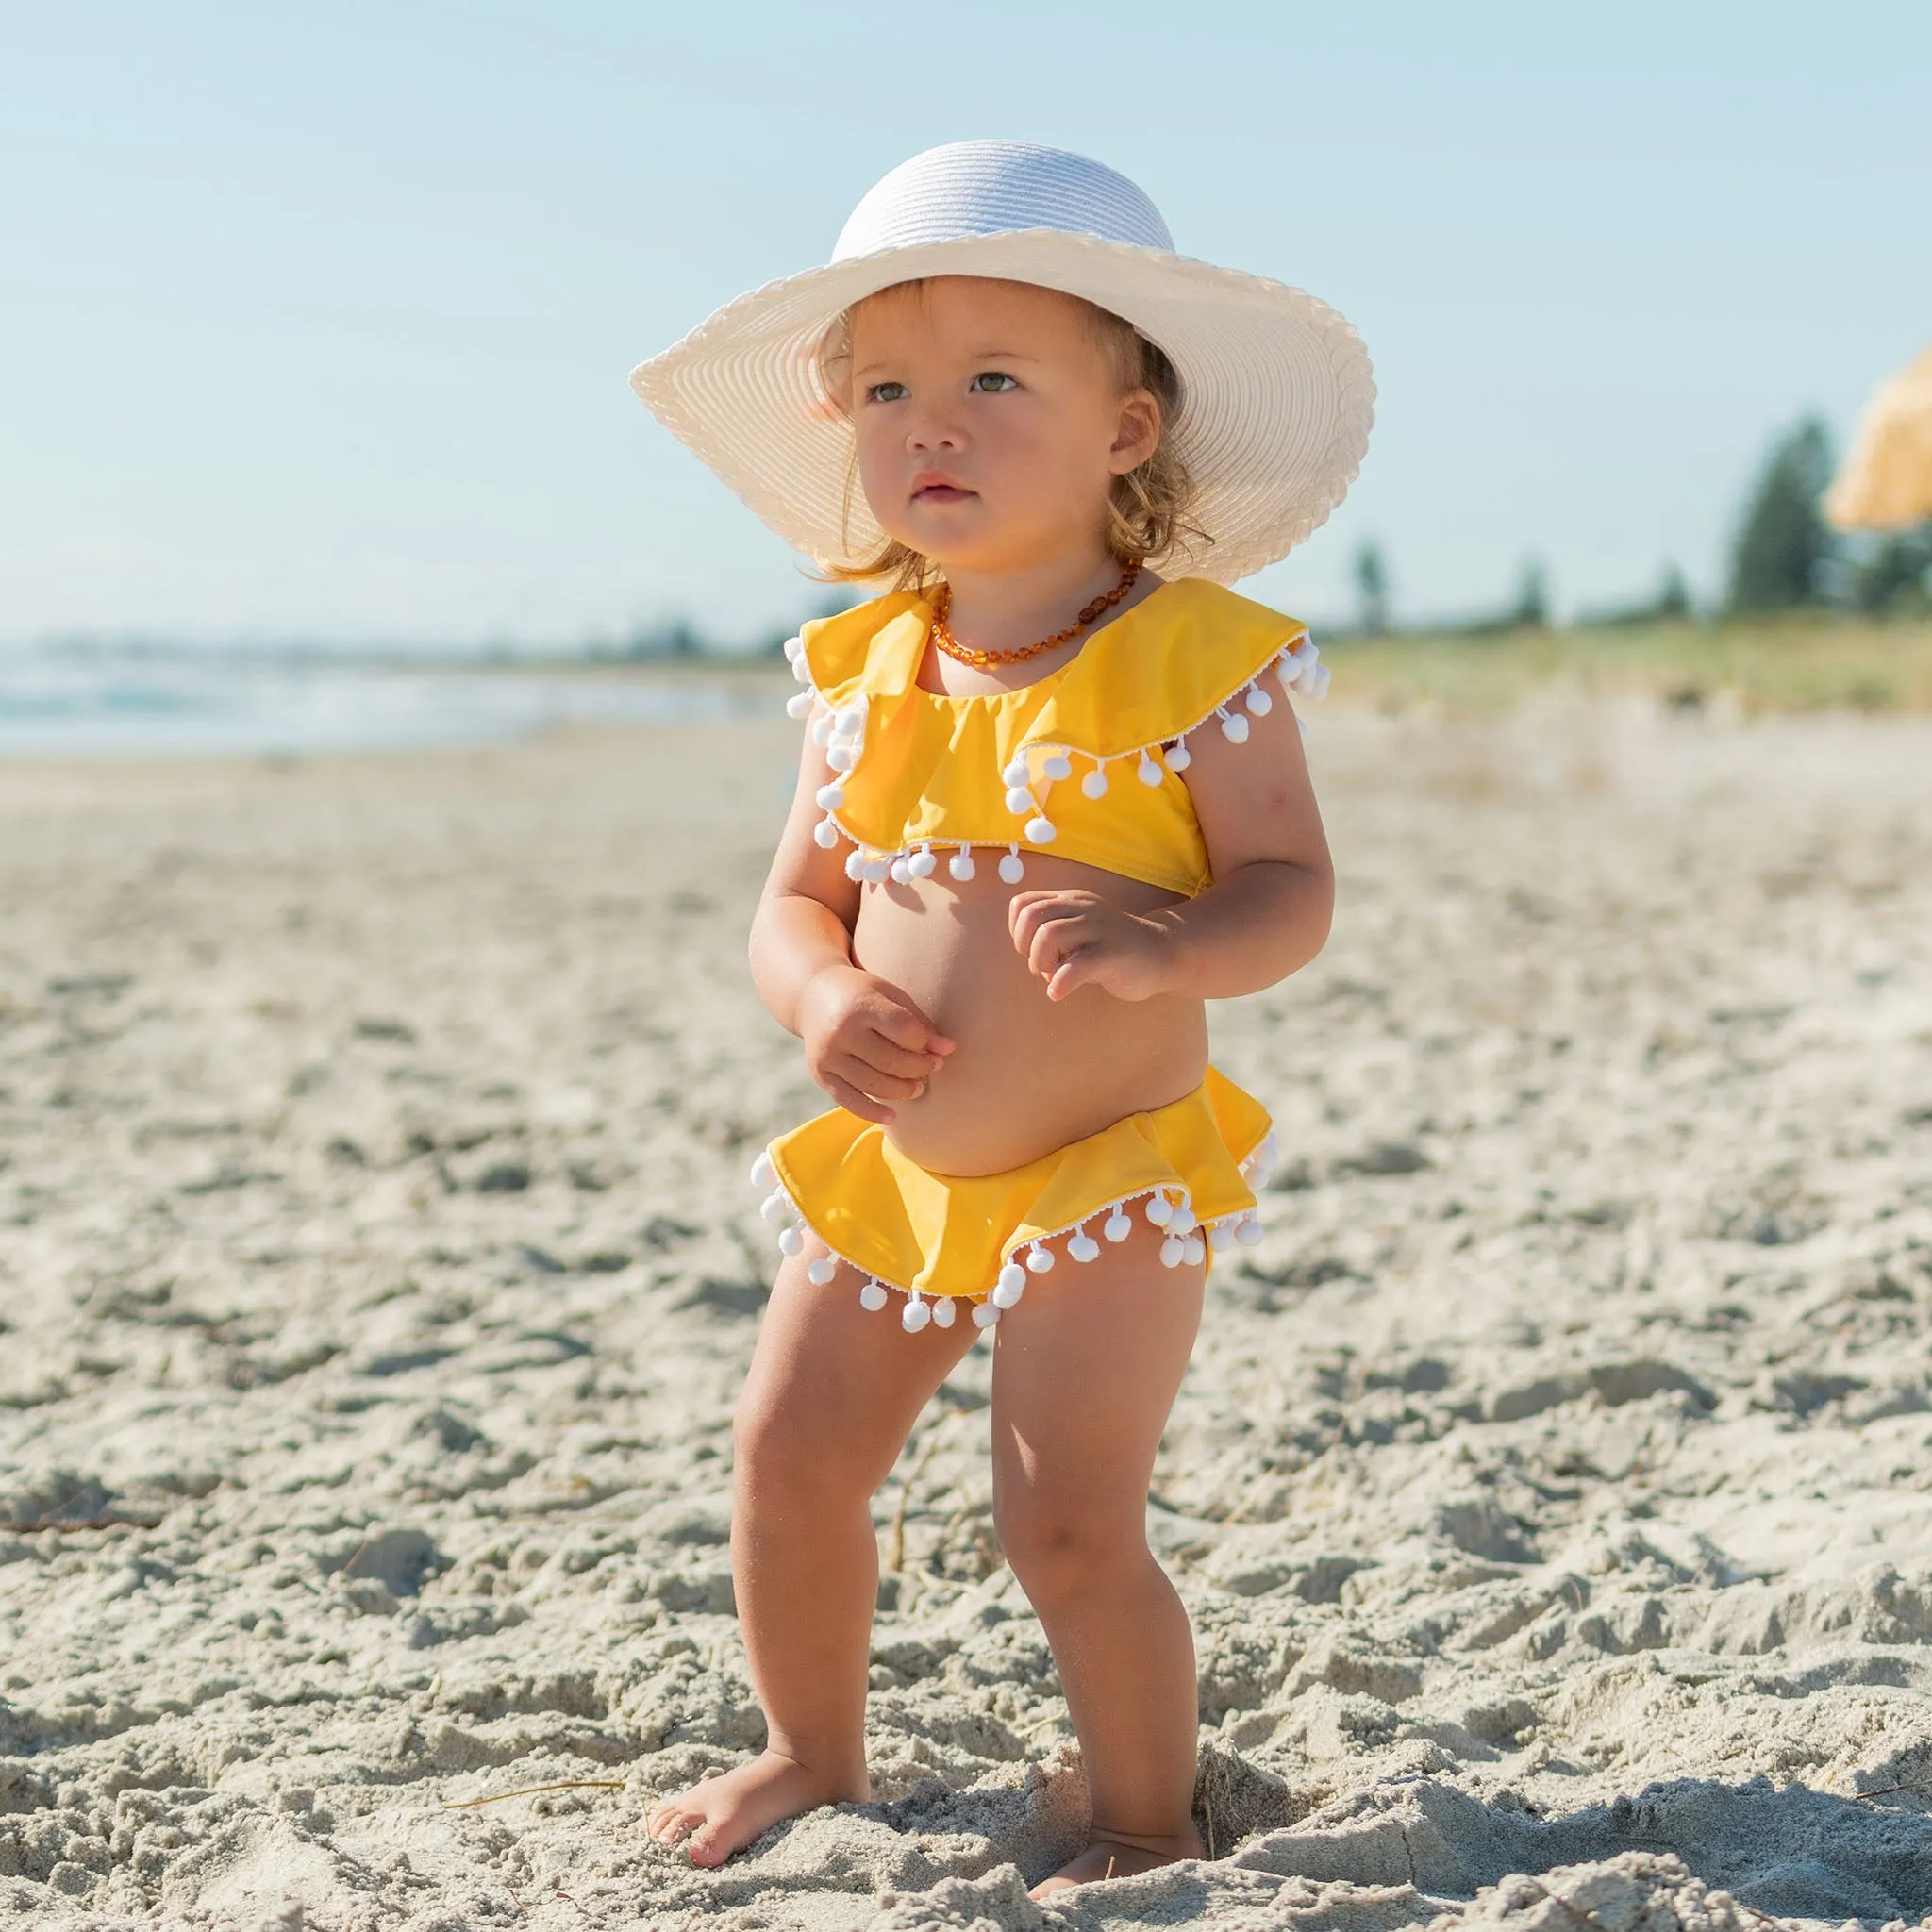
646;1251;974;1865
988;1230;1207;1896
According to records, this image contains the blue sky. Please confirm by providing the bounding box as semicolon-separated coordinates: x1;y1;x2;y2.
3;1;1927;647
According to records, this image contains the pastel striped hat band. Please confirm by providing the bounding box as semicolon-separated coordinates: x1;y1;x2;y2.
630;141;1375;585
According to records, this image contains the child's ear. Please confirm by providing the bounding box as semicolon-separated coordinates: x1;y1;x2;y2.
1109;389;1162;475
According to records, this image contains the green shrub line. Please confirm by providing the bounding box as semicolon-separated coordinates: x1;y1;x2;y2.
1325;617;1932;716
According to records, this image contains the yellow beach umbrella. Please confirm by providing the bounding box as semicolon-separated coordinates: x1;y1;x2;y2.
1824;345;1932;530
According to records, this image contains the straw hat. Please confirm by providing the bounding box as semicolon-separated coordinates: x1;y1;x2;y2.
1824;346;1932;532
630;141;1374;585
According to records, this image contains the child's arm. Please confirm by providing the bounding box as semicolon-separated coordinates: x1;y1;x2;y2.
751;705;955;1124
1008;688;1333;1003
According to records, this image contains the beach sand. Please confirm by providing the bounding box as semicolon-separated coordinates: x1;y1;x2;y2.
3;691;1930;1929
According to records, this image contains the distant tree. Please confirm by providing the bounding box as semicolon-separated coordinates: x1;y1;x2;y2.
1353;541;1391;635
1727;417;1836;613
1850;528;1932;617
1576;562;1697;629
1655;561;1692;621
1510;558;1551;629
625;617;706;659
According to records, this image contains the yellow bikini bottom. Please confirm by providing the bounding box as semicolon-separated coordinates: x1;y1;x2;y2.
748;1067;1276;1334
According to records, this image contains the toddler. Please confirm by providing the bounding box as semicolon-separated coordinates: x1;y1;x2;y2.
630;141;1371;1896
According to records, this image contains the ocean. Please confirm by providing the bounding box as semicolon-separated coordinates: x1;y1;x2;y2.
0;648;768;757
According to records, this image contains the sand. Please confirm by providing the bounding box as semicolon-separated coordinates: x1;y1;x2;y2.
2;688;1930;1930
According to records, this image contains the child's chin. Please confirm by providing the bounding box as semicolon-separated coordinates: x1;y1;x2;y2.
897;504;987;545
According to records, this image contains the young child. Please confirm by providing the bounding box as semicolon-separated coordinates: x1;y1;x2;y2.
629;141;1371;1896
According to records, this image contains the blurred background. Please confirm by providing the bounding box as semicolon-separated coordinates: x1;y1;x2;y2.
3;0;1929;746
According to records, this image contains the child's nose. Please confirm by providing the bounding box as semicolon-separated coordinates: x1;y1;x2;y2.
907;410;963;453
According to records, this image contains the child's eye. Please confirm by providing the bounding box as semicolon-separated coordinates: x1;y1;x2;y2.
864;380;908;405
969;371;1018;392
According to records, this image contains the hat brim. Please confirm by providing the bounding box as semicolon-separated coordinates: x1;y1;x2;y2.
630;229;1374;586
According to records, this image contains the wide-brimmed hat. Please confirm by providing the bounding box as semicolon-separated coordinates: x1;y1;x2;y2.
630;141;1374;585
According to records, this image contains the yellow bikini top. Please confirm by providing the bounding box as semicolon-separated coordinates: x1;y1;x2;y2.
784;577;1328;896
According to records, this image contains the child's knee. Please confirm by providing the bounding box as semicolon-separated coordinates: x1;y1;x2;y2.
993;1489;1144;1601
732;1391;870;1509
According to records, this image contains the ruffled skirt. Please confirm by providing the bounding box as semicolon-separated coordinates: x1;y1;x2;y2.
748;1067;1276;1334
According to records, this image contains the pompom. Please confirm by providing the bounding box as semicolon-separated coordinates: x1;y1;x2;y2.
1104;1208;1132;1242
1312;662;1331;699
1137;752;1163;787
1144;1193;1174;1227
1169;1205;1197;1238
1005;786;1034;816
808;1257;838;1285
861;857;890;884
1024;816;1057;844
759;1191;791;1224
814;782;845;810
948;849;977;882
1068;1230;1100;1263
782;634;805;662
1181;1234;1206;1266
902;1294;931;1334
1081;766;1108;799
809;712;833;747
931;1294;957;1328
858;1280;889;1312
749;1151;775;1190
890;857;912;885
973;1300;1000;1328
785;690;813;720
826;743;856;773
1235;1214;1265;1246
777;1224;803;1256
908;846;937;879
836;704;866;733
998;850;1025;885
991;1262;1026;1308
813;817;841;850
791;656;812;685
1002;758;1031;790
1042;752;1072;781
1246;684;1273;716
1164;741;1191;773
1220;711;1251;744
1158;1236;1185;1268
1025;1243;1055;1274
844;849;867;882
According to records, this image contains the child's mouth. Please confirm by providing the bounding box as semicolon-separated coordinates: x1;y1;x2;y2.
912;484;974;504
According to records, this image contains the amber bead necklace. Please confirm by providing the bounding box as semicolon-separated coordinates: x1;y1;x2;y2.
928;558;1141;669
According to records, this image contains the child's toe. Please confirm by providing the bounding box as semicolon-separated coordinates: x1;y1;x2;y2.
648;1803;696;1844
685;1822;731;1868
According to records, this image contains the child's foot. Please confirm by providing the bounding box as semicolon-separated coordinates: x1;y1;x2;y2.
644;1750;863;1868
1029;1829;1205;1898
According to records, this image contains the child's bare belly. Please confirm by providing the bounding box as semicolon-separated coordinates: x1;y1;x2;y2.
851;852;1209;1177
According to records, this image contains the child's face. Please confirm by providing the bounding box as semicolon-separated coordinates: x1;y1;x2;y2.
845;276;1158;577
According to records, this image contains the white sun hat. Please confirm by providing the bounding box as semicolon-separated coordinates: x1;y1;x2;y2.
630;141;1374;585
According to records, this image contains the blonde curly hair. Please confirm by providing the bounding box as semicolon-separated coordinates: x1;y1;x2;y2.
814;284;1207;593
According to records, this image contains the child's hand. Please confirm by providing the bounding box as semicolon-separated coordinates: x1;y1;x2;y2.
1008;891;1178;1003
796;964;955;1124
